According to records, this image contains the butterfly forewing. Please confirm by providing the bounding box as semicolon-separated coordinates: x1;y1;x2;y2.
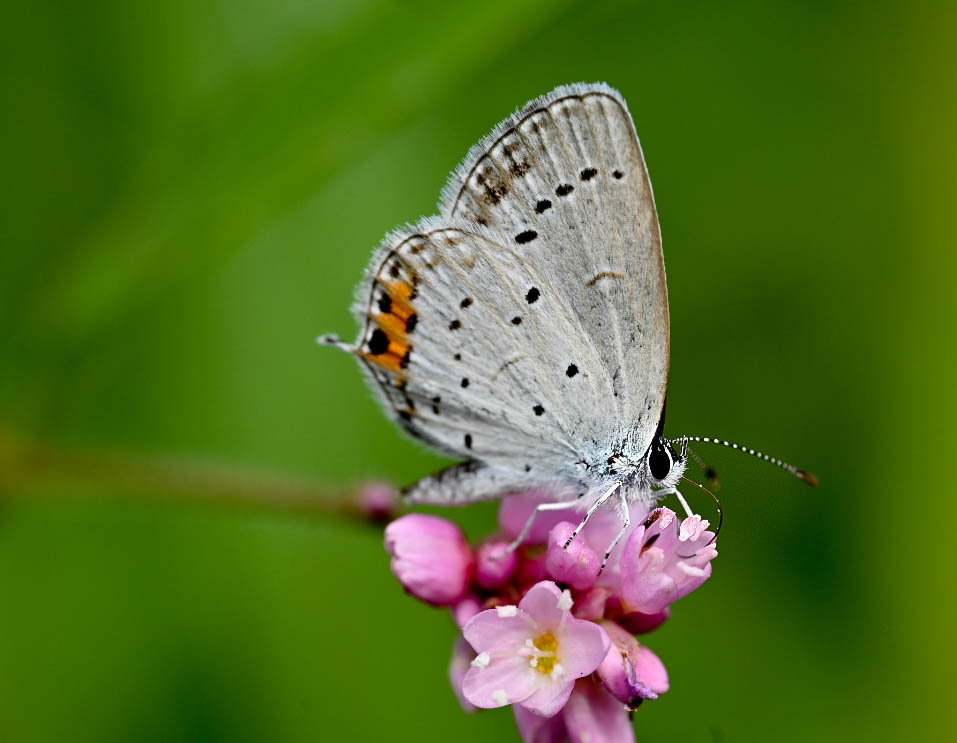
442;84;670;456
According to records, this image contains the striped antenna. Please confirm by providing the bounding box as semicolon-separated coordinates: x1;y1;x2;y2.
677;436;819;487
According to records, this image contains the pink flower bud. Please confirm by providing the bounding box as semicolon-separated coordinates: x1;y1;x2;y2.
597;621;669;706
546;522;601;590
356;481;399;522
452;595;483;629
385;514;474;606
475;540;518;589
573;586;612;622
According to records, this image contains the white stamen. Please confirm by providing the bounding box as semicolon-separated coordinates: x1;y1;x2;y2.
492;689;509;705
677;561;708;577
679;515;701;542
557;589;573;611
496;605;518;617
471;652;490;669
550;663;565;679
529;657;538;668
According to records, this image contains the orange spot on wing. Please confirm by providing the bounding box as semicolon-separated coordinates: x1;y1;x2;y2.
363;279;418;375
384;280;415;320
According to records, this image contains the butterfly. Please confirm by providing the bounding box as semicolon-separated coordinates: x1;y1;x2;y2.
322;83;816;560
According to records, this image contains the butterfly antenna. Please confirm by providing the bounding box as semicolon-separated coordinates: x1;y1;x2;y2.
685;445;720;489
679;476;722;549
678;436;819;487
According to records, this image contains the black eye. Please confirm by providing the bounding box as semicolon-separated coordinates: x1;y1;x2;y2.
649;439;672;480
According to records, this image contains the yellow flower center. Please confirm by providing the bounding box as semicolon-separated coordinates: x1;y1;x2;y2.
532;632;558;675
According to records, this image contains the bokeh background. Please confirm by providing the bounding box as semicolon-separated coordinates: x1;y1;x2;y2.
2;1;955;741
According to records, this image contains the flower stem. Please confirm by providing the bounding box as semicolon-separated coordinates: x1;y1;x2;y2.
0;427;372;521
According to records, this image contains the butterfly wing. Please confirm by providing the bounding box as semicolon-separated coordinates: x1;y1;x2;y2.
441;83;670;458
334;218;613;484
324;83;669;500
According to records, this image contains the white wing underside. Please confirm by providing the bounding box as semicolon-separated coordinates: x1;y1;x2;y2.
337;83;670;501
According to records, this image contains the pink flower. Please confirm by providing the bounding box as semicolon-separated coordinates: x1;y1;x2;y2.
384;514;474;606
619;508;718;615
545;522;601;590
513;676;636;743
476;540;518;589
596;621;669;706
383;490;720;742
462;581;610;717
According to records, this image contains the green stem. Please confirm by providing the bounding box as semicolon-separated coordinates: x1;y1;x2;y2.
0;428;370;520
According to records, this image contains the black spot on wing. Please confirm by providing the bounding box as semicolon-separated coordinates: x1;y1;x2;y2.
580;167;597;181
533;404;545;416
461;378;469;388
511;316;522;325
405;314;418;332
612;170;624;179
566;364;579;378
460;297;473;309
555;183;574;196
535;199;552;214
515;230;537;244
377;294;391;314
464;434;472;449
449;319;461;331
525;287;540;304
368;329;389;355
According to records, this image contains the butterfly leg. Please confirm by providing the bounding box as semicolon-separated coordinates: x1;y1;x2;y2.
598;489;632;575
504;498;581;555
674;487;694;519
656;486;694;519
563;482;622;548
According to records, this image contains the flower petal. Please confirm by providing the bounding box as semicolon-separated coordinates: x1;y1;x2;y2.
449;638;478;713
520;678;576;717
513;705;567;743
463;655;538;709
554;617;610;679
463;608;534;655
518;581;569;629
633;644;669;696
563;677;636;743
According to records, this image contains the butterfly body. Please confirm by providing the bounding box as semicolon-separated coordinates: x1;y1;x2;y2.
323;82;689;519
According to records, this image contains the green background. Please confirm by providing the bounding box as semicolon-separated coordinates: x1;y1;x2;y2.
2;1;955;741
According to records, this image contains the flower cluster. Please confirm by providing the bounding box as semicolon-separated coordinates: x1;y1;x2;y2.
384;491;718;742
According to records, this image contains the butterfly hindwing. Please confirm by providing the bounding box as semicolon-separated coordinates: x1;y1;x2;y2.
350;219;616;483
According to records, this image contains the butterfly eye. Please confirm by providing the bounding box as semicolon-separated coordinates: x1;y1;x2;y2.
648;438;672;481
